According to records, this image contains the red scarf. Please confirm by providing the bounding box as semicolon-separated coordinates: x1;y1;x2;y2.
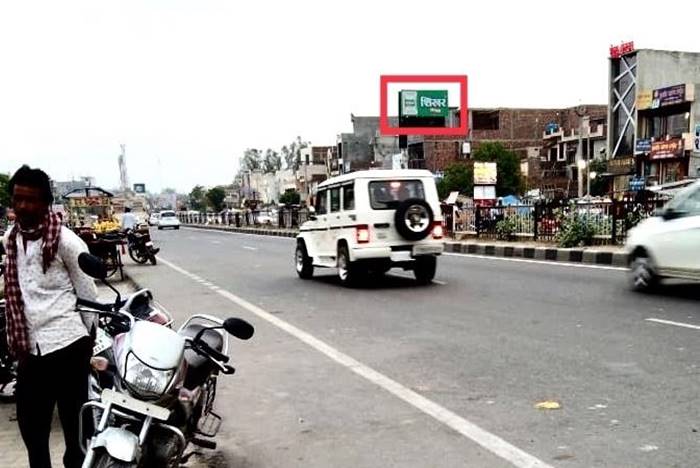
3;212;62;357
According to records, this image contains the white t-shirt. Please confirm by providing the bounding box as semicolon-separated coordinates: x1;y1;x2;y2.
3;227;99;355
121;212;138;231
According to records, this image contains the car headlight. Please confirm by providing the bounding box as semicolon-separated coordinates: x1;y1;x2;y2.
121;351;176;400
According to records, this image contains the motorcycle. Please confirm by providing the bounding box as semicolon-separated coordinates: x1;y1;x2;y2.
75;253;254;468
126;224;159;266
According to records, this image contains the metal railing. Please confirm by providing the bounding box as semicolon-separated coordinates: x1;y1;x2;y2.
177;208;308;230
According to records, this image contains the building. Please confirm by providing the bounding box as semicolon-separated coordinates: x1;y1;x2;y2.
337;115;399;173
607;46;700;193
297;146;335;200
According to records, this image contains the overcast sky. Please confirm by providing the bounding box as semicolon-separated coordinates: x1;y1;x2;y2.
1;0;698;193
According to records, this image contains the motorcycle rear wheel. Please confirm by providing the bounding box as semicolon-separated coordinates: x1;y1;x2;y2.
128;247;149;265
93;450;136;468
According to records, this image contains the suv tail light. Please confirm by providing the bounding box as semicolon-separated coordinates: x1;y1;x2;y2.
431;221;444;239
356;225;370;244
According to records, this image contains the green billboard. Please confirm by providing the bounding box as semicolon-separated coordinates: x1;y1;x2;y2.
399;90;449;118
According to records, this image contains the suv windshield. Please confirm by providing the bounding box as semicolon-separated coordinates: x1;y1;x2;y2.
369;180;425;210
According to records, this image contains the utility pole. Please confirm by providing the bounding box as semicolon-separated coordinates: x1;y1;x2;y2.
575;106;586;199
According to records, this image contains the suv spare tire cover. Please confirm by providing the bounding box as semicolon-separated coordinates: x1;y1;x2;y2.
394;198;434;241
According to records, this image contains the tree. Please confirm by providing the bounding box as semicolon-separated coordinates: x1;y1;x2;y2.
206;186;227;212
472;142;523;196
188;185;207;211
279;189;301;205
282;136;310;172
588;159;608;197
437;163;473;200
240;148;262;172
0;173;9;208
263;149;282;174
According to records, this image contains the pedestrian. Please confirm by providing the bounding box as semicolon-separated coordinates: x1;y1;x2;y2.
2;165;98;468
120;206;138;232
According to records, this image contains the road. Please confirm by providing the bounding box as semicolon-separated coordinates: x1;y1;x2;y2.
123;227;700;468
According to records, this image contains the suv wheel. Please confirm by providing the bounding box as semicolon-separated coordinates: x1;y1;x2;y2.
414;256;437;285
629;252;657;292
295;242;314;279
337;244;359;287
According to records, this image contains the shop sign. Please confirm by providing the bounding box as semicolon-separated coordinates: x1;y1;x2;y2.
650;138;684;160
609;41;635;58
474;185;496;200
635;138;652;154
400;90;449;118
473;162;497;185
694;124;700;153
636;90;653;110
651;84;686;109
133;183;146;194
630;177;646;192
607;157;636;175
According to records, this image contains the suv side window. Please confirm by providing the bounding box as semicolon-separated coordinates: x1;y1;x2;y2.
343;184;355;211
316;189;328;215
330;187;341;213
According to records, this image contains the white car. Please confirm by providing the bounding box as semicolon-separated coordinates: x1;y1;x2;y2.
148;213;160;226
626;180;700;291
157;211;180;230
295;169;445;286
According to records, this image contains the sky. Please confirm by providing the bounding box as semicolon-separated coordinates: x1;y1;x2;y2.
1;0;698;193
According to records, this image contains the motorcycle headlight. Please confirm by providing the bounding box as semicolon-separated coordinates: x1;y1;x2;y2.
121;351;176;400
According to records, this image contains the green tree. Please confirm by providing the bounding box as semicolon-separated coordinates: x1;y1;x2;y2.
281;136;310;172
0;173;10;208
240;148;262;172
263;149;282;174
472;142;523;196
437;163;473;200
279;189;301;205
206;186;227;212
188;185;207;211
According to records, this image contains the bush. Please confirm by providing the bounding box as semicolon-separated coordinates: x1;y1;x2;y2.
556;206;596;248
496;217;517;241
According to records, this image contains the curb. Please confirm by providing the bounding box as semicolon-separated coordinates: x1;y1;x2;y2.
445;242;628;267
182;224;298;239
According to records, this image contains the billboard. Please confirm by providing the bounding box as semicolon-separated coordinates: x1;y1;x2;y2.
133;183;146;194
399;90;449;118
650;139;684;160
651;84;686;109
473;162;497;185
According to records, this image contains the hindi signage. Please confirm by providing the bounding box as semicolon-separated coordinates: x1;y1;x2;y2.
650;138;684;160
473;162;497;185
651;84;686;109
609;41;635;58
400;90;449;118
635;138;652;154
607;157;636;175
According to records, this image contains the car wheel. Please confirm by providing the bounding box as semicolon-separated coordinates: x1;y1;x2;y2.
295;242;314;279
414;256;437;285
337;244;359;287
629;253;658;292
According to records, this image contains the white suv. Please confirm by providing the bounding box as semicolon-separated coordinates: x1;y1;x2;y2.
626;180;700;291
295;170;445;286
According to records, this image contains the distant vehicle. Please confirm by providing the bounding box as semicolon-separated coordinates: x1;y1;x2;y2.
295;169;444;286
626;180;700;291
148;213;160;226
157;210;180;230
256;211;274;225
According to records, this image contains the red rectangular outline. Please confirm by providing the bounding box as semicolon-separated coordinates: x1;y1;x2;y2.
380;75;468;136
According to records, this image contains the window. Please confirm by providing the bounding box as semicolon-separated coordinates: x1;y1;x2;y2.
667;113;689;137
330;187;341;212
316;189;328;215
342;184;355;211
473;111;500;130
368;180;425;210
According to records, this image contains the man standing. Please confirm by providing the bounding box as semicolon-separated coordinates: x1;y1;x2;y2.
120;206;138;232
2;166;98;468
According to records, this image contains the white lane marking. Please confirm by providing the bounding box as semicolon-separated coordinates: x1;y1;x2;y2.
388;273;447;286
444;252;627;271
158;256;553;468
645;318;700;331
243;246;258;251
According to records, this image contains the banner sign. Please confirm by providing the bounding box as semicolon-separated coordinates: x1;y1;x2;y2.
650;138;684;160
607;157;636;175
609;41;634;58
400;90;449;118
473;162;497;185
635;138;652;154
636;90;653;110
133;183;146;194
651;84;686;108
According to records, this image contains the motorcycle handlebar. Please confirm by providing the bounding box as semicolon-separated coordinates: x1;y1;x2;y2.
199;341;230;364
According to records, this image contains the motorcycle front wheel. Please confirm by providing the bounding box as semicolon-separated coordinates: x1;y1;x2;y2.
128;247;149;265
93;450;136;468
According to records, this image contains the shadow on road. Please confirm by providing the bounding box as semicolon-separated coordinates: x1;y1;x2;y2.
309;272;437;290
648;281;700;301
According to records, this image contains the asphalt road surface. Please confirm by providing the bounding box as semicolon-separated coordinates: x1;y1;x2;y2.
124;227;700;468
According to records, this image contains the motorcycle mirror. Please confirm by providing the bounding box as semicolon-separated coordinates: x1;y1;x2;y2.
78;252;108;280
223;318;254;340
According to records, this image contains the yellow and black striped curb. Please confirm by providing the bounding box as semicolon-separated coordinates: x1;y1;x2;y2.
183;224;298;238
